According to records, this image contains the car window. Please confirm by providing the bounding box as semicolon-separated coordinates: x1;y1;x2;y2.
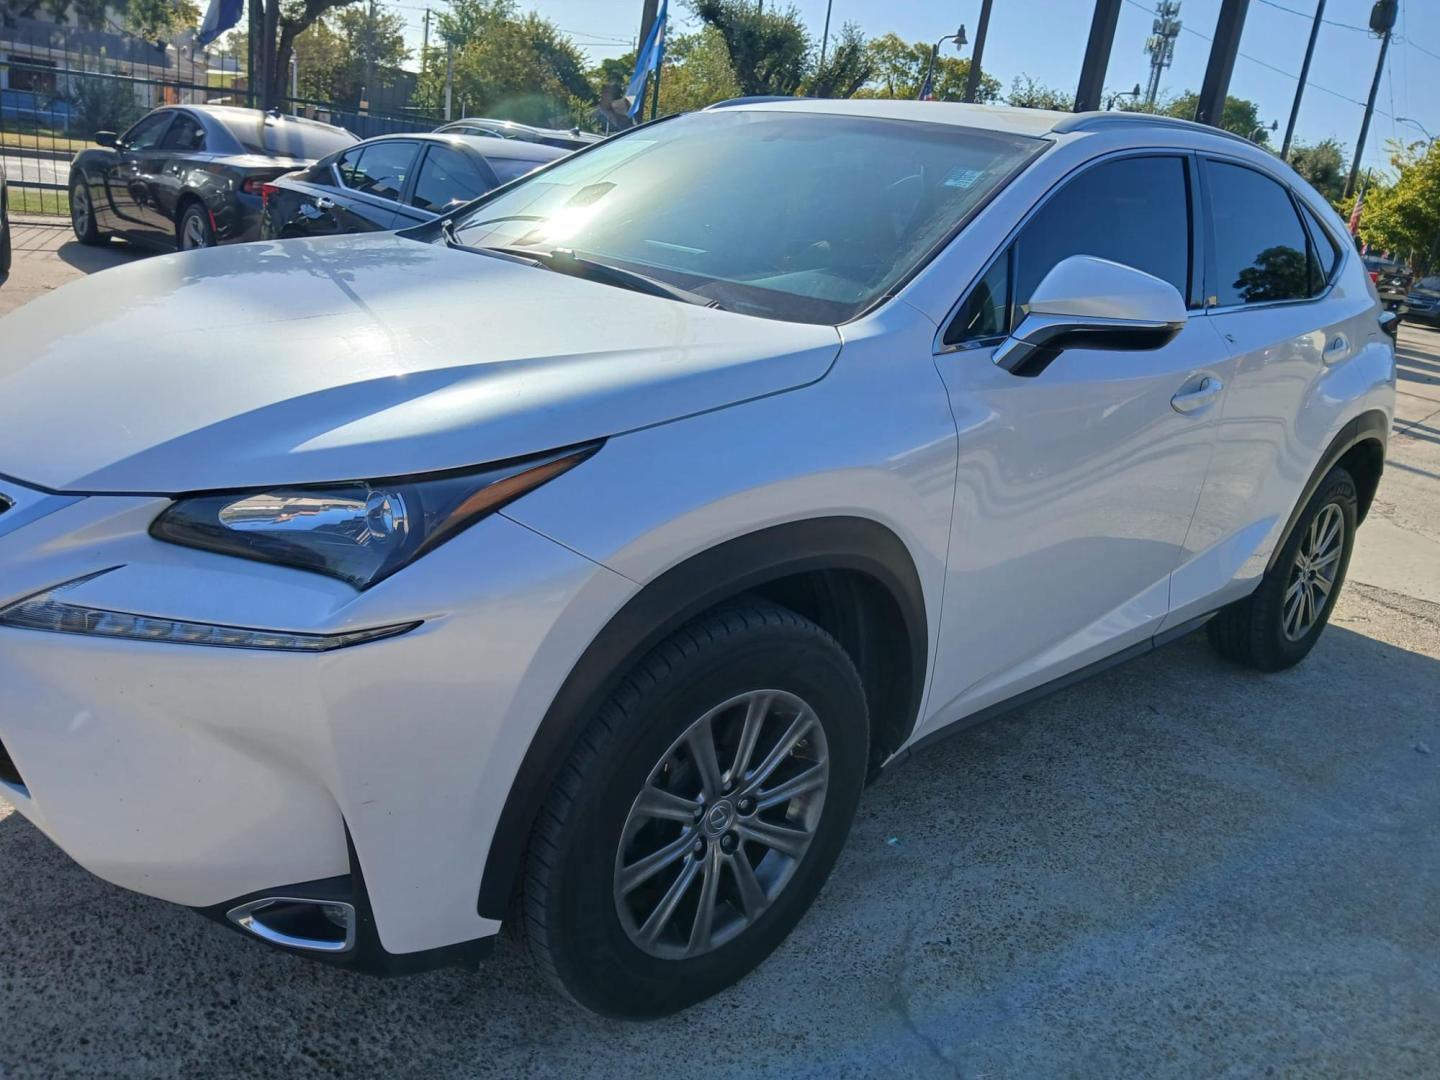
122;112;174;151
452;110;1039;325
158;112;206;152
410;145;492;213
1012;155;1192;316
1205;160;1313;306
946;248;1011;346
487;156;547;185
1298;202;1340;295
340;141;419;202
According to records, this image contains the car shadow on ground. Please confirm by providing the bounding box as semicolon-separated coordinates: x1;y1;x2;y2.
2;614;1437;1079
52;236;147;274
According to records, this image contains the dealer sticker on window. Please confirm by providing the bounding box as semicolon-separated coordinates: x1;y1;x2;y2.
943;167;984;189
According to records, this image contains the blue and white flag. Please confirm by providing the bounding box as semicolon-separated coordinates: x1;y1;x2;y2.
198;0;244;46
625;0;668;119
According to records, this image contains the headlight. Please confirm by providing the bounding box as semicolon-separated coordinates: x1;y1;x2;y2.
150;445;596;589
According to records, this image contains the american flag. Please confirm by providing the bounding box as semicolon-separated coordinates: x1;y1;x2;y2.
918;70;936;101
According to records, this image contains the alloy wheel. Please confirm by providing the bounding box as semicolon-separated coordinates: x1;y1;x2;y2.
72;183;90;236
613;689;830;960
182;211;212;250
1283;502;1344;641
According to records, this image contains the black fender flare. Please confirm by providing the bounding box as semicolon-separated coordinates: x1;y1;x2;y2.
1265;408;1389;572
476;515;928;919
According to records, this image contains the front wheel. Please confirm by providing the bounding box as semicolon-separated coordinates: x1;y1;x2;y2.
522;602;869;1018
0;191;11;277
70;174;103;245
1208;465;1358;671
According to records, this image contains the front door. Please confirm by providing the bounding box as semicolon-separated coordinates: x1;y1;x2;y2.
924;153;1229;731
106;112;174;232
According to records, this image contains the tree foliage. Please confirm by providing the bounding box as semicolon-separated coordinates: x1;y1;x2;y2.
852;32;999;102
1006;75;1071;111
1161;91;1270;145
691;0;810;97
415;0;592;127
1357;140;1440;272
1286;137;1348;207
1;0;200;38
656;27;741;115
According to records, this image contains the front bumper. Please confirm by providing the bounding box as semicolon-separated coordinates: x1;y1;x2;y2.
0;481;633;960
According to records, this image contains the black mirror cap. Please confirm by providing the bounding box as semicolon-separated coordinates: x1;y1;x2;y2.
94;131;119;148
1379;310;1400;340
997;318;1185;377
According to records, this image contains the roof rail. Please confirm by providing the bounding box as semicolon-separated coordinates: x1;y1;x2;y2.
1052;110;1255;146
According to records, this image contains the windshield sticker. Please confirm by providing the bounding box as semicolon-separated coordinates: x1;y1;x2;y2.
943;167;984;189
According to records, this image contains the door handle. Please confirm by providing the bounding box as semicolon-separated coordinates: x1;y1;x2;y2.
1325;333;1350;359
1171;375;1224;415
314;195;336;211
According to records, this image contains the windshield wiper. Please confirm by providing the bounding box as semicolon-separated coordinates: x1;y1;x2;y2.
485;246;723;309
439;219;541;266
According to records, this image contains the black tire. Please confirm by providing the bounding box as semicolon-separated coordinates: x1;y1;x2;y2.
522;601;869;1019
177;202;216;251
70;173;103;246
1207;465;1358;671
0;191;11;278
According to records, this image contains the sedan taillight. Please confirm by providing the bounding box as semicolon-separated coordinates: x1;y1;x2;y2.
1368;271;1380;283
259;183;282;208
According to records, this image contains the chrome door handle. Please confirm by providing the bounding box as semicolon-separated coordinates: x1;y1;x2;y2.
1171;375;1224;414
314;195;336;211
1325;334;1350;358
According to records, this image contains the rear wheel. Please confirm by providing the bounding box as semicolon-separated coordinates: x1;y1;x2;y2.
178;203;215;251
70;174;102;246
522;602;869;1018
1207;465;1358;671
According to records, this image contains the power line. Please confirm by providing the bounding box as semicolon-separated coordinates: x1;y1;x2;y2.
1253;0;1367;33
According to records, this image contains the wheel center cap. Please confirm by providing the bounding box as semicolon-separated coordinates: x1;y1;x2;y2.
703;800;736;837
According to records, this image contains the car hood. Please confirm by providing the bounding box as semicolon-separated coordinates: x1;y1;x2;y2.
0;234;841;493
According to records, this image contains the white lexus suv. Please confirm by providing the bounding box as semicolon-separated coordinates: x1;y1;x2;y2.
0;100;1394;1017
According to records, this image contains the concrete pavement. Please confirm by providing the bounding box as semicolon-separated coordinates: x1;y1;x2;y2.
0;247;1437;1079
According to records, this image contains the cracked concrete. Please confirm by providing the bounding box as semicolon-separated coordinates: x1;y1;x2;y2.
1;256;1437;1078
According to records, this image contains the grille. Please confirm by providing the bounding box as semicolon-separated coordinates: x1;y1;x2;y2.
0;736;23;788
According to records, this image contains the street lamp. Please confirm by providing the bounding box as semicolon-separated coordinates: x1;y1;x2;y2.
1396;116;1436;146
1105;83;1143;111
917;25;967;101
1250;119;1278;145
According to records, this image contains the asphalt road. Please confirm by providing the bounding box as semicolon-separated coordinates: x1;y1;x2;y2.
2;239;1438;1078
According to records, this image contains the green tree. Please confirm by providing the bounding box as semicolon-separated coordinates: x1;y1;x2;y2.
1006;75;1071;111
1358;140;1440;273
416;0;593;128
691;0;810;97
1287;137;1348;207
656;27;741;114
1162;91;1271;145
2;0;200;38
853;32;999;102
805;22;871;98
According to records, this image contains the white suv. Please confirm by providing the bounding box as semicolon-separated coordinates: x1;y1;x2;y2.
0;100;1394;1017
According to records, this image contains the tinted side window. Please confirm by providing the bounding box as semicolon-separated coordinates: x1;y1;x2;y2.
1014;155;1191;312
122;112;174;151
159;113;205;151
340;141;418;201
410;145;491;213
1205;161;1312;306
946;248;1010;345
1299;201;1341;295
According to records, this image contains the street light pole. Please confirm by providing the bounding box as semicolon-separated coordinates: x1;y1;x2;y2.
964;0;994;104
918;25;967;100
1345;2;1397;201
819;0;834;69
1396;116;1436;147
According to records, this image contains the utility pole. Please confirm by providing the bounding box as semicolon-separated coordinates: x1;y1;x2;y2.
818;0;833;69
362;0;377;114
444;41;454;121
247;0;262;108
1143;1;1182;108
1280;0;1323;158
1194;0;1248;127
1075;0;1122;113
964;0;994;104
1345;1;1397;201
421;7;431;80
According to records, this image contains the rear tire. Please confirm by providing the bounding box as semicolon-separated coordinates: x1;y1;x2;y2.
0;190;11;277
521;601;869;1019
1207;465;1358;671
70;174;103;246
177;203;215;251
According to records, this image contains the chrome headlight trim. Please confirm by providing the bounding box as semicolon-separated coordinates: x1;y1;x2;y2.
0;571;419;653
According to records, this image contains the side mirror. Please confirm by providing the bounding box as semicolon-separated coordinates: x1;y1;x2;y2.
993;255;1187;377
94;131;119;148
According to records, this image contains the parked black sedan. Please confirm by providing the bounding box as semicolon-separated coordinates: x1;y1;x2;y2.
260;132;567;241
69;105;357;251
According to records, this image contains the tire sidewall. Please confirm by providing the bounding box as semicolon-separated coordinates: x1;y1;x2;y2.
70;174;96;243
544;620;868;1017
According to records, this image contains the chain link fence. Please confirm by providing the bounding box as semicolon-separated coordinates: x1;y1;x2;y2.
1;17;439;217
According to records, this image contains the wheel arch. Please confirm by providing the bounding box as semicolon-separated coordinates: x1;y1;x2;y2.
1266;409;1389;572
476;515;929;919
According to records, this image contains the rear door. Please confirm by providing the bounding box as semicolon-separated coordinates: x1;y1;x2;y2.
328;139;420;233
925;152;1230;729
400;142;498;226
1169;157;1357;624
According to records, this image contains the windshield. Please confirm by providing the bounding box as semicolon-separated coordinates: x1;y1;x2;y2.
450;110;1039;323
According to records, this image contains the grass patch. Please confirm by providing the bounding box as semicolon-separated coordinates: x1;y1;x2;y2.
6;186;69;217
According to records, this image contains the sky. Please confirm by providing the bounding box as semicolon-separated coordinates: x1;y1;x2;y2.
387;0;1440;174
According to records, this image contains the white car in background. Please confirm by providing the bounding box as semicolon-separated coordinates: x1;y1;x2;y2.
0;99;1394;1017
